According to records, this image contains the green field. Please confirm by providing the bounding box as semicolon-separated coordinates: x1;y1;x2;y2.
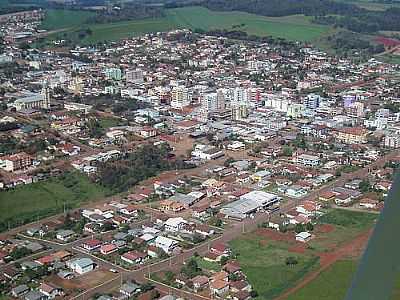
39;6;331;46
194;256;221;272
286;260;358;300
40;9;95;30
98;116;123;129
229;234;319;299
0;172;110;231
310;209;377;252
377;54;400;65
286;259;400;300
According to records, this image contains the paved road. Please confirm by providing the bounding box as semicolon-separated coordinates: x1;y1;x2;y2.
3;150;398;299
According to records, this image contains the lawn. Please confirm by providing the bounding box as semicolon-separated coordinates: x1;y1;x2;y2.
194;256;221;272
39;6;331;46
40;9;95;31
310;209;377;252
229;234;319;299
0;172;110;231
98;117;123;129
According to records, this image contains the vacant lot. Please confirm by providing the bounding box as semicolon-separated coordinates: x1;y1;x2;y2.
229;234;319;299
309;209;377;252
0;172;110;231
40;9;95;30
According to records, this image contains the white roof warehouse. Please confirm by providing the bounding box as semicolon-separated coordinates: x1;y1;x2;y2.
220;191;281;219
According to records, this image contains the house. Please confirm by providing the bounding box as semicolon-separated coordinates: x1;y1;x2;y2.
296;201;320;217
191;275;209;291
153;236;178;254
296;231;312;243
100;244;118;255
24;290;47;300
121;251;148;264
120;205;138;217
67;258;95;274
233;290;251;300
81;239;102;251
192;205;210;219
140;126;157;138
39;282;63;299
159;200;185;213
12;284;29;298
211;243;230;256
56;229;75;242
286;185;307;198
210;280;229;296
224;261;241;275
57;270;74;280
319;190;336;202
359;198;379;209
335;193;353;206
120;282;141;297
230;280;252;293
147;245;159;258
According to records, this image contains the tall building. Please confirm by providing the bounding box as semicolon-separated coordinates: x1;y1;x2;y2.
305;94;321;109
125;69;144;83
105;68;122;81
171;86;192;109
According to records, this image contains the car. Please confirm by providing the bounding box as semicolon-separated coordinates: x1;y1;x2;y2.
109;268;118;273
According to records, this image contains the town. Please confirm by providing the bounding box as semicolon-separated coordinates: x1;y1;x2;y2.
0;7;399;300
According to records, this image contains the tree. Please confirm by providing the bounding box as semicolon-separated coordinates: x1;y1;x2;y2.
359;179;371;193
285;256;298;266
220;255;229;266
282;145;293;157
305;222;314;231
181;258;200;278
294;223;305;233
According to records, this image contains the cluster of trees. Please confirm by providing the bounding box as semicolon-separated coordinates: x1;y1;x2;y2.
201;0;361;17
97;144;193;192
87;4;164;24
315;7;400;33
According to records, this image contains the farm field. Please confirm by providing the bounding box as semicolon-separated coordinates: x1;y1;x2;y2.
40;6;331;45
229;233;319;300
166;7;331;42
0;172;110;231
40;9;95;30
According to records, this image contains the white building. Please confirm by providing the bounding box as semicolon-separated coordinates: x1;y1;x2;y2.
67;258;95;274
296;154;320;167
171;86;192;109
153;236;178;254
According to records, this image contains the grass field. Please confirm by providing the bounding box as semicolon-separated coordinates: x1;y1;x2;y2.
166;7;331;41
286;260;358;300
377;54;400;64
0;172;110;231
40;9;95;30
98;117;123;129
286;258;400;300
194;256;221;272
40;6;331;46
310;209;377;252
229;234;319;299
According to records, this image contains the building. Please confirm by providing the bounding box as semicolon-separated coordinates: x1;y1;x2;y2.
0;152;33;172
171;86;192;109
66;258;95;274
296;154;320;167
336;127;368;144
153;236;178;254
13;86;51;111
105;67;122;80
125;69;144;83
220;191;280;219
295;231;312;243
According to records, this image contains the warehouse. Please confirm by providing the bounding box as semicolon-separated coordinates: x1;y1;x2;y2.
220;191;280;219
